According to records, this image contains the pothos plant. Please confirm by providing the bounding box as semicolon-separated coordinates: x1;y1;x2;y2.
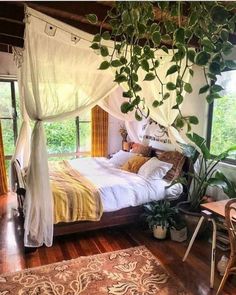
87;1;236;131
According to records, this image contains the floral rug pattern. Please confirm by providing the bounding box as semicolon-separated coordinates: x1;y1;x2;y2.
0;246;190;294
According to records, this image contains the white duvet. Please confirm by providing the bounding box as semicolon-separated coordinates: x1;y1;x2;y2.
68;157;183;212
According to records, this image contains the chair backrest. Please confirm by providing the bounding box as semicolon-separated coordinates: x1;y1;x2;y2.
225;199;236;255
12;159;26;191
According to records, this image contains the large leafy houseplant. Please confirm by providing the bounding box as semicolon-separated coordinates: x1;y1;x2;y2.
87;1;236;129
175;133;236;211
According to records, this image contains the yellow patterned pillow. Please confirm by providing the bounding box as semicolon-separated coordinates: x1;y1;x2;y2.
121;155;150;173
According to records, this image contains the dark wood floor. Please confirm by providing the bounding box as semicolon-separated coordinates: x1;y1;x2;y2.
0;193;235;294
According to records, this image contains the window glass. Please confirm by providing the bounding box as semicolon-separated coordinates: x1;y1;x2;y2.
210;70;236;160
0;81;12;118
78;122;91;152
1;119;15;156
44;119;77;154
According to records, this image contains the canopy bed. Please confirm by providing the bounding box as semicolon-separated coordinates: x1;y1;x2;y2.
11;7;191;247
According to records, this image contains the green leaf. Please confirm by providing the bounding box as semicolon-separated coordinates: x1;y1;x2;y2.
90;43;100;50
209;62;221;75
189;116;199;125
222;41;234;55
210;5;229;25
176;95;183;105
202;37;215;52
93;34;101;42
206;93;221;104
184;83;193;93
141;59;150;72
100;46;109;57
121;10;130;25
138;23;146;34
120;56;127;65
111;59;122;67
132;96;141;105
161;45;169;54
144;73;155;81
150;23;160;33
211;84;224;92
154;60;160;68
121;102;131;113
99;61;110;70
135;110;142;121
152;100;160;107
152;31;161;45
123;91;133;98
114;74;127;84
163;93;170;100
166;65;180;77
195;51;210;66
133;84;142;92
189;12;198;27
102;31;111;40
174;28;185;44
220;29;229;42
131;73;138;82
133;45;142;56
207;73;217;82
187;49;196;63
199;85;210;94
86;14;98;24
166;82;176;91
176;118;185;128
162;34;171;41
189;68;194;76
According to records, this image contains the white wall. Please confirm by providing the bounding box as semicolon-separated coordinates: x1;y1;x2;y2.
0;52;17;77
108;115;123;154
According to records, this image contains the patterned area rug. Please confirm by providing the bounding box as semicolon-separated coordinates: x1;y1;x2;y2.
0;246;190;294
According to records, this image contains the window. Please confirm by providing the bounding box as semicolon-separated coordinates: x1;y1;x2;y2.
45;112;91;158
0;80;19;173
0;79;91;171
207;70;236;163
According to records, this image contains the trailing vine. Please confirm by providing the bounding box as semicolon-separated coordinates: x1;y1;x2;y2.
87;1;236;131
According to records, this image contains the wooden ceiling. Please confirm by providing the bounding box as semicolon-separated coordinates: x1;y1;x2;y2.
1;1;236;53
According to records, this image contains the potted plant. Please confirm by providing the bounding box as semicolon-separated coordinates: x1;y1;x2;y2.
143;200;176;239
171;133;236;234
169;212;187;242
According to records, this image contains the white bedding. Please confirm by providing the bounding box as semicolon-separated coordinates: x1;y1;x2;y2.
68;157;183;212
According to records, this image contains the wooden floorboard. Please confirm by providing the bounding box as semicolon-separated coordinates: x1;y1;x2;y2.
0;193;236;294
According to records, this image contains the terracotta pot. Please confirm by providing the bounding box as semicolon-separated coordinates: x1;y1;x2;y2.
177;201;208;237
153;225;167;240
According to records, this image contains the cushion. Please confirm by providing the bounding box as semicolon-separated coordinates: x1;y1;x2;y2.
157;151;185;181
131;143;152;157
138;157;173;179
121;155;150;173
109;150;138;168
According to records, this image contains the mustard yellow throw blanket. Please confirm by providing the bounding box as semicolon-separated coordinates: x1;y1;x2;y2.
49;161;103;224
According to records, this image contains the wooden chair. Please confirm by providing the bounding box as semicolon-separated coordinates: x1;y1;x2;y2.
216;199;236;294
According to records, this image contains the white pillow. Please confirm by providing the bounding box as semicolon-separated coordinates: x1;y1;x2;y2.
138;157;173;179
109;150;138;168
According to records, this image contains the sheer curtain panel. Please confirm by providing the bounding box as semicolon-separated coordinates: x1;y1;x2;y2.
16;7;117;247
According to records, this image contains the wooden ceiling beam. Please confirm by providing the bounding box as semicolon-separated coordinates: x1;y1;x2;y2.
0;34;24;48
0;19;24;38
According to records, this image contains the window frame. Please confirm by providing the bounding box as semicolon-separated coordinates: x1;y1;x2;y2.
0;78;18;159
207;69;236;166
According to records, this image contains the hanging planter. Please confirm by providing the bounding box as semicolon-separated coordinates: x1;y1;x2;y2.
87;2;236;130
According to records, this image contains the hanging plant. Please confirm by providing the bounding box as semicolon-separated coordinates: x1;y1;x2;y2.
87;1;236;130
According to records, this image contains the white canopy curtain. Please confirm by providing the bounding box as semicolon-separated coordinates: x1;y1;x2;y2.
99;87;143;143
17;7;118;247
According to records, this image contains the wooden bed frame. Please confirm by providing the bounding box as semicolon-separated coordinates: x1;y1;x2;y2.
13;151;190;238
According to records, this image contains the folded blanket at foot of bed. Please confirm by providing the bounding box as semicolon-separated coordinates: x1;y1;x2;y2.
49;161;103;224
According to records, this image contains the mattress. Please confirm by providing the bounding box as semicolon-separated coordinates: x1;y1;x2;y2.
68;157;183;212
